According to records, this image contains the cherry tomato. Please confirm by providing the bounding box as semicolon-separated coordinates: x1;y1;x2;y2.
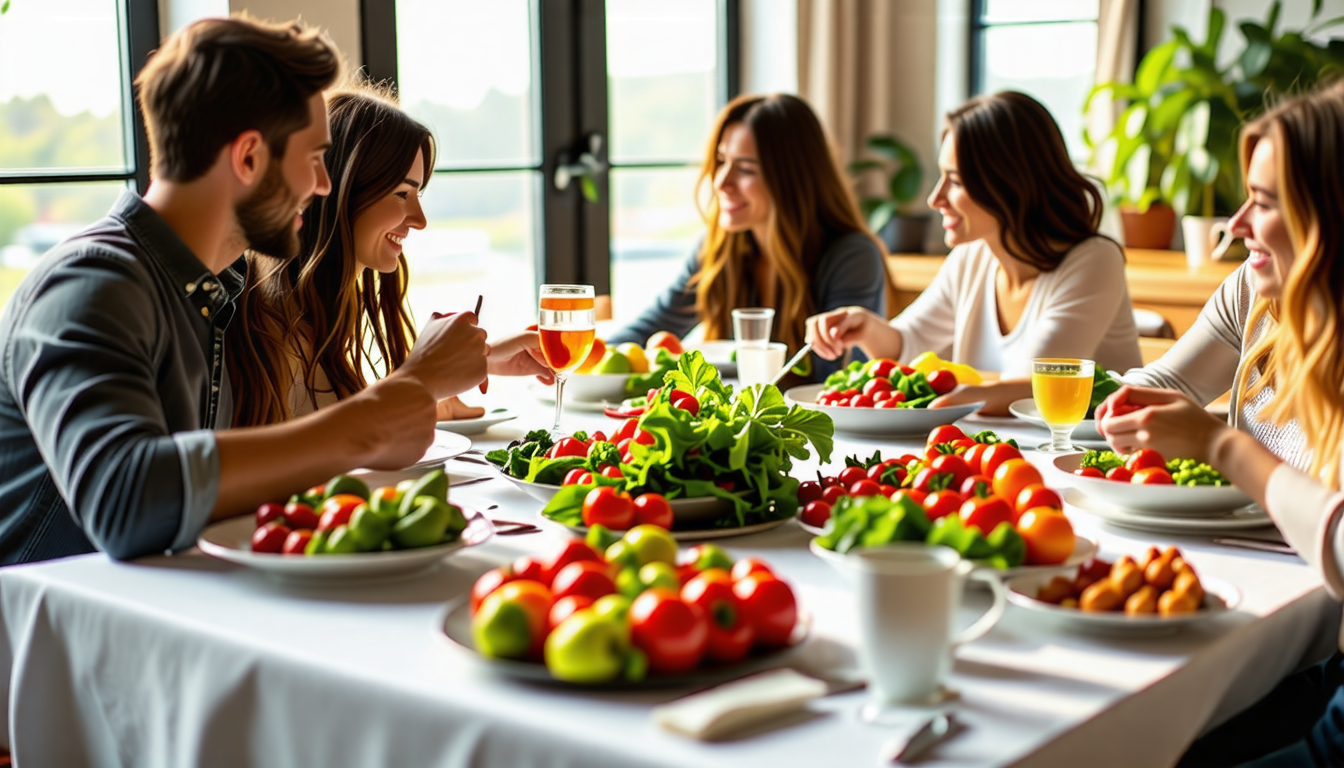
869;359;898;378
730;558;774;581
682;571;754;663
581;486;635;529
1017;508;1075;565
980;443;1023;480
922;490;964;521
872;390;893;403
471;566;517;613
1132;467;1175;485
317;494;365;532
613;417;639;443
670;390;701;416
930;454;973;488
1125;448;1167;473
862;378;893;397
733;573;797;647
282;501;319;530
848;479;881;497
599;464;623;480
912;467;956;494
927;425;966;448
821;485;847;505
1074;467;1104;478
1014;483;1063;517
891;488;928;506
960;495;1014;535
820;474;841;488
491;580;554;657
633;493;674;529
545;539;604;585
991;458;1042;506
801;500;832;527
870;461;908;486
590;430;608;444
547;594;595;632
797;481;824;504
630;589;709;674
551;560;618;602
849;394;873;408
927;369;958;395
281;528;312;555
879;484;897;496
1105;466;1133;483
563;468;594;486
255;502;286;528
838;466;868;488
512;555;547;583
960;474;993;498
876;397;902;408
963;443;990;476
550;437;588;459
251;520;291;553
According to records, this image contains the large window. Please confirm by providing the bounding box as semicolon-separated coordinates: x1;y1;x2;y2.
370;0;735;336
0;0;154;307
970;0;1099;159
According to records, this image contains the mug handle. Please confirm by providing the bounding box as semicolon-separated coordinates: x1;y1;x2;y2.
953;569;1008;647
1209;222;1235;261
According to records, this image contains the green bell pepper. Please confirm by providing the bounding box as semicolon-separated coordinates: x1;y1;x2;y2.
397;469;449;518
324;474;370;501
392;496;451;548
348;503;391;551
324;525;359;554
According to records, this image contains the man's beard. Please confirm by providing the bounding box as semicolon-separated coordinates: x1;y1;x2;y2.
236;159;305;260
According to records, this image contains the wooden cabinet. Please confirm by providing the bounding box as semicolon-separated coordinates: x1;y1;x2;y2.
885;248;1240;338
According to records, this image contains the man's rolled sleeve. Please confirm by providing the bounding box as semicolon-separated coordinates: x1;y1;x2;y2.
170;430;220;552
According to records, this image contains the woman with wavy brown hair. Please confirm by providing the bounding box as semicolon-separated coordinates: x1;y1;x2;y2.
228;85;547;427
605;93;887;381
1097;82;1344;767
806;91;1141;414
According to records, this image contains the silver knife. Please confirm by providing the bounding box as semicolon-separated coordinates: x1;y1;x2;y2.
887;712;960;764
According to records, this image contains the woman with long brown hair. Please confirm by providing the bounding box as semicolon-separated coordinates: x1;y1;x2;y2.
1099;82;1344;767
228;85;547;427
806;90;1141;414
605;93;887;381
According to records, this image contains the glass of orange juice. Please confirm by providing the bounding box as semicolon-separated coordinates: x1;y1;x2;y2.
1031;358;1095;453
538;285;596;435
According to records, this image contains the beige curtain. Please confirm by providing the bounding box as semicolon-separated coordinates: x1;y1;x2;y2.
1087;0;1140;171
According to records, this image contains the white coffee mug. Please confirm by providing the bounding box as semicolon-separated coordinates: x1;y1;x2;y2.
1181;215;1235;269
853;544;1006;705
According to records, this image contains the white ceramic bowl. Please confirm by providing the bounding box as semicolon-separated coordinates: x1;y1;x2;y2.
808;536;1098;583
784;383;983;438
1053;454;1252;516
1004;571;1240;635
562;373;632;403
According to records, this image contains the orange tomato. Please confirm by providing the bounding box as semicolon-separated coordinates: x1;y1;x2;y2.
991;458;1043;508
1017;508;1075;565
1014;483;1063;518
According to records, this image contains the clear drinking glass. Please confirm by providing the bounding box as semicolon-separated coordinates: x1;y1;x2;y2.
538;285;597;435
1030;358;1095;453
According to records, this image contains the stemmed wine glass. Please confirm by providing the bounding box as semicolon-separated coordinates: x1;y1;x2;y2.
538;284;596;436
1030;358;1095;453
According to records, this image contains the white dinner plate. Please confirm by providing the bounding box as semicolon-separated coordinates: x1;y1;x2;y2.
1005;572;1240;635
1053;454;1253;517
784;384;984;438
439;597;810;687
684;339;737;378
559;517;789;542
528;382;614;413
807;536;1099;582
1065;487;1274;533
1009;398;1104;442
563;372;634;403
197;509;494;584
436;408;518;436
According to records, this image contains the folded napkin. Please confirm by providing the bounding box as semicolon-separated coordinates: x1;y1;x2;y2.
652;668;831;740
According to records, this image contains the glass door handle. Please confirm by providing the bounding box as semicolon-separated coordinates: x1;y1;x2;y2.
553;132;607;202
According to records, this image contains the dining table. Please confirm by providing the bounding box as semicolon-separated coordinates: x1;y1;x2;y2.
0;376;1338;768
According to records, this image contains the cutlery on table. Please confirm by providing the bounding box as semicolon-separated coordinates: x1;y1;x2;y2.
1211;537;1297;556
450;476;493;489
884;711;961;764
768;343;813;387
490;518;541;536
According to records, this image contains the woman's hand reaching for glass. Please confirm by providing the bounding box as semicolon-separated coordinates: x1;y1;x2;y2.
436;396;485;421
486;330;555;384
928;380;1029;417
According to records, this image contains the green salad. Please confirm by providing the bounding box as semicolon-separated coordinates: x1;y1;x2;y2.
815;494;1026;570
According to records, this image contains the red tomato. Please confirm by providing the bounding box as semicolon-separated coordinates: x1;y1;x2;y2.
545;539;604;585
869;461;908;487
670;390;700;416
848;479;881;497
912;467;956;494
251;520;291;553
927;369;958;395
1074;467;1104;478
562;468;594;486
1132;467;1175;485
800;500;832;528
879;484;897;497
733;574;797;647
551;560;618;601
255;502;286;528
1017;508;1075;565
862;378;893;396
821;485;847;505
891;488;928;506
851;394;875;408
547;594;595;632
869;359;898;378
590;430;608;444
633;429;657;447
882;391;906;406
838;466;868;488
991;459;1043;507
1014;483;1063;517
599;464;623;480
317;494;365;532
630;589;709;674
730;557;775;581
797;481;824;504
613;417;639;443
471;566;517;613
980;443;1023;479
282;501;319;530
922;490;964;521
960;495;1014;535
281;528;312;555
963;443;990;475
1125;448;1167;473
682;571;755;663
512;555;547;584
927;425;966;448
960;474;993;498
492;580;554;657
633;493;674;528
582;486;635;529
930;454;973;488
1105;466;1133;483
551;437;589;458
872;390;892;403
820;474;841;488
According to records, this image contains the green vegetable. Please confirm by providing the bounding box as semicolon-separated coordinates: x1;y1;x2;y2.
984;522;1026;569
820;359;939;409
1167;457;1229;486
323;474;370;501
324;525;359;554
348;504;390;550
624;347;680;396
818;496;1024;569
392;496;453;548
304;529;328;555
1085;368;1122;419
585;524;621;552
1080;449;1126;473
397;469;449;518
926;515;993;560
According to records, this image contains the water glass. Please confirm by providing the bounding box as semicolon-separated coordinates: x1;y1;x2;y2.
731;307;775;349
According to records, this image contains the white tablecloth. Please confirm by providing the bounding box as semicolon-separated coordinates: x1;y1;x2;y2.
2;381;1339;767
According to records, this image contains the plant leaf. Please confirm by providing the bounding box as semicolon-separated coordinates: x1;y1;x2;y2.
1124;143;1152;201
1202;7;1226;56
868;200;898;233
1136;40;1181;95
890;166;921;206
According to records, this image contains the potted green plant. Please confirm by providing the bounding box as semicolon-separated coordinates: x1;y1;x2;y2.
1085;1;1344;251
849;133;930;253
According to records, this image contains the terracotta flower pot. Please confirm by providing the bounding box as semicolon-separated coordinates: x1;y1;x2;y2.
1119;203;1177;250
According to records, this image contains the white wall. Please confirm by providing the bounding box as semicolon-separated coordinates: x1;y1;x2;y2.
742;0;798;95
158;0;362;68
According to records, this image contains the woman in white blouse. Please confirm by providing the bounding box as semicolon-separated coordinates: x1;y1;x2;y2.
805;91;1141;415
1100;82;1344;767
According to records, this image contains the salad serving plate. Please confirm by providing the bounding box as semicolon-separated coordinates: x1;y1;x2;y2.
784;384;983;438
1005;572;1240;635
436;408;518;436
1053;454;1253;516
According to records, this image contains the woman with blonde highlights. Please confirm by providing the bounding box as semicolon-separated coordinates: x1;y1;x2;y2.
806;91;1141;414
606;93;887;381
1099;82;1344;766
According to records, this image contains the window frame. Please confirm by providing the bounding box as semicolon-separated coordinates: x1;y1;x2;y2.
966;0;1103;97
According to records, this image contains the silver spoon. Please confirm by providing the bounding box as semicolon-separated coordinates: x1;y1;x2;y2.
768;342;813;387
